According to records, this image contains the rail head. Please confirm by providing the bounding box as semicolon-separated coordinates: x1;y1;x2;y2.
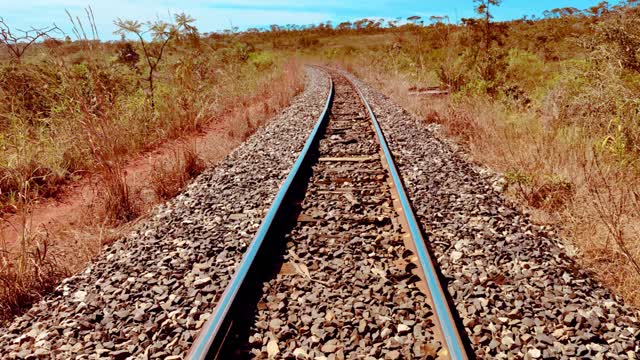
186;74;335;360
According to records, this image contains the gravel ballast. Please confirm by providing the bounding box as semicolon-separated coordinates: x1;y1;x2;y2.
345;71;640;359
233;75;443;359
0;68;330;359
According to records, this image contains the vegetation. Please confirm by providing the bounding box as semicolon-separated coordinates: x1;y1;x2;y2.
2;0;640;321
199;0;640;306
0;10;304;321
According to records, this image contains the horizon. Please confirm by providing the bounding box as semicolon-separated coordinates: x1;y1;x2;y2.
1;0;616;41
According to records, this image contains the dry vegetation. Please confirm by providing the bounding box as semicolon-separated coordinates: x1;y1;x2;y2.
0;10;304;321
2;0;640;322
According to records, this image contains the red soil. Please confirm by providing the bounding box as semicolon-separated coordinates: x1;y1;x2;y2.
0;121;239;254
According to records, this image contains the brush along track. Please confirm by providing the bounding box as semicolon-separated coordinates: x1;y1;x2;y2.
3;67;636;360
189;72;467;359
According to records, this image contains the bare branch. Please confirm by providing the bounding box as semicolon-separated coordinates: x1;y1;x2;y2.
0;17;60;62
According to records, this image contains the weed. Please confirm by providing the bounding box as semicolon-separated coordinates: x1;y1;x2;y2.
506;171;575;210
99;163;141;225
151;144;205;201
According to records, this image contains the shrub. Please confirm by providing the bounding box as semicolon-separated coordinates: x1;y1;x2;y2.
506;171;575;210
594;8;640;72
116;42;140;69
151;145;205;201
504;48;546;95
298;36;319;48
436;55;468;91
0;63;61;121
250;51;275;71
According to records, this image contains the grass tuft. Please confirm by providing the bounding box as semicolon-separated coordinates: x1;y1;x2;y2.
0;226;67;323
151;144;205;201
99;163;142;225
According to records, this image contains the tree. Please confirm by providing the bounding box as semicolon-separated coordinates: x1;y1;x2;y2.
588;1;610;16
175;13;200;49
0;17;60;62
407;15;422;24
429;15;449;24
114;13;195;109
473;0;502;50
337;21;353;31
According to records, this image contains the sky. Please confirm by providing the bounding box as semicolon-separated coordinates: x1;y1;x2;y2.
0;0;613;40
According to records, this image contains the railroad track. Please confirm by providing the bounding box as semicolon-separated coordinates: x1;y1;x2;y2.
187;69;469;359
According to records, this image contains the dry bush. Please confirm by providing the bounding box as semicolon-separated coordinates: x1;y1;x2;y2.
433;105;480;144
98;163;141;225
442;101;639;305
0;220;67;323
505;170;575;211
217;57;304;142
151;144;205;201
582;157;640;273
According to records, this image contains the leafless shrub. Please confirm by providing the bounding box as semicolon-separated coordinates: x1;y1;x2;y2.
0;17;60;62
584;156;640;276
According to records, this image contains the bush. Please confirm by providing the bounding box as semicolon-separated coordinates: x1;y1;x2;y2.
249;51;275;71
504;48;546;94
437;55;468;91
543;60;624;122
0;63;61;121
116;42;140;69
594;8;640;72
298;36;319;48
506;171;575;210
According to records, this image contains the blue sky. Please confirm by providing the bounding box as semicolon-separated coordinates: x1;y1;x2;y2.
1;1;613;40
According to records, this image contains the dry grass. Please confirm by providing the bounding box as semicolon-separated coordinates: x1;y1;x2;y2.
151;143;205;201
0;207;68;322
0;239;66;321
351;65;640;307
0;57;305;323
98;163;143;225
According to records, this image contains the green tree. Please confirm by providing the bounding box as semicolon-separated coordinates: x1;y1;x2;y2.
114;13;195;109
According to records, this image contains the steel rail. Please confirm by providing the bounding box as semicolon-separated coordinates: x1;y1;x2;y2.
186;76;335;360
348;75;468;360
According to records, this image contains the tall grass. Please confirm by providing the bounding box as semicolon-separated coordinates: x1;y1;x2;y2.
151;143;205;201
0;38;295;212
0;34;305;321
0;192;68;320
